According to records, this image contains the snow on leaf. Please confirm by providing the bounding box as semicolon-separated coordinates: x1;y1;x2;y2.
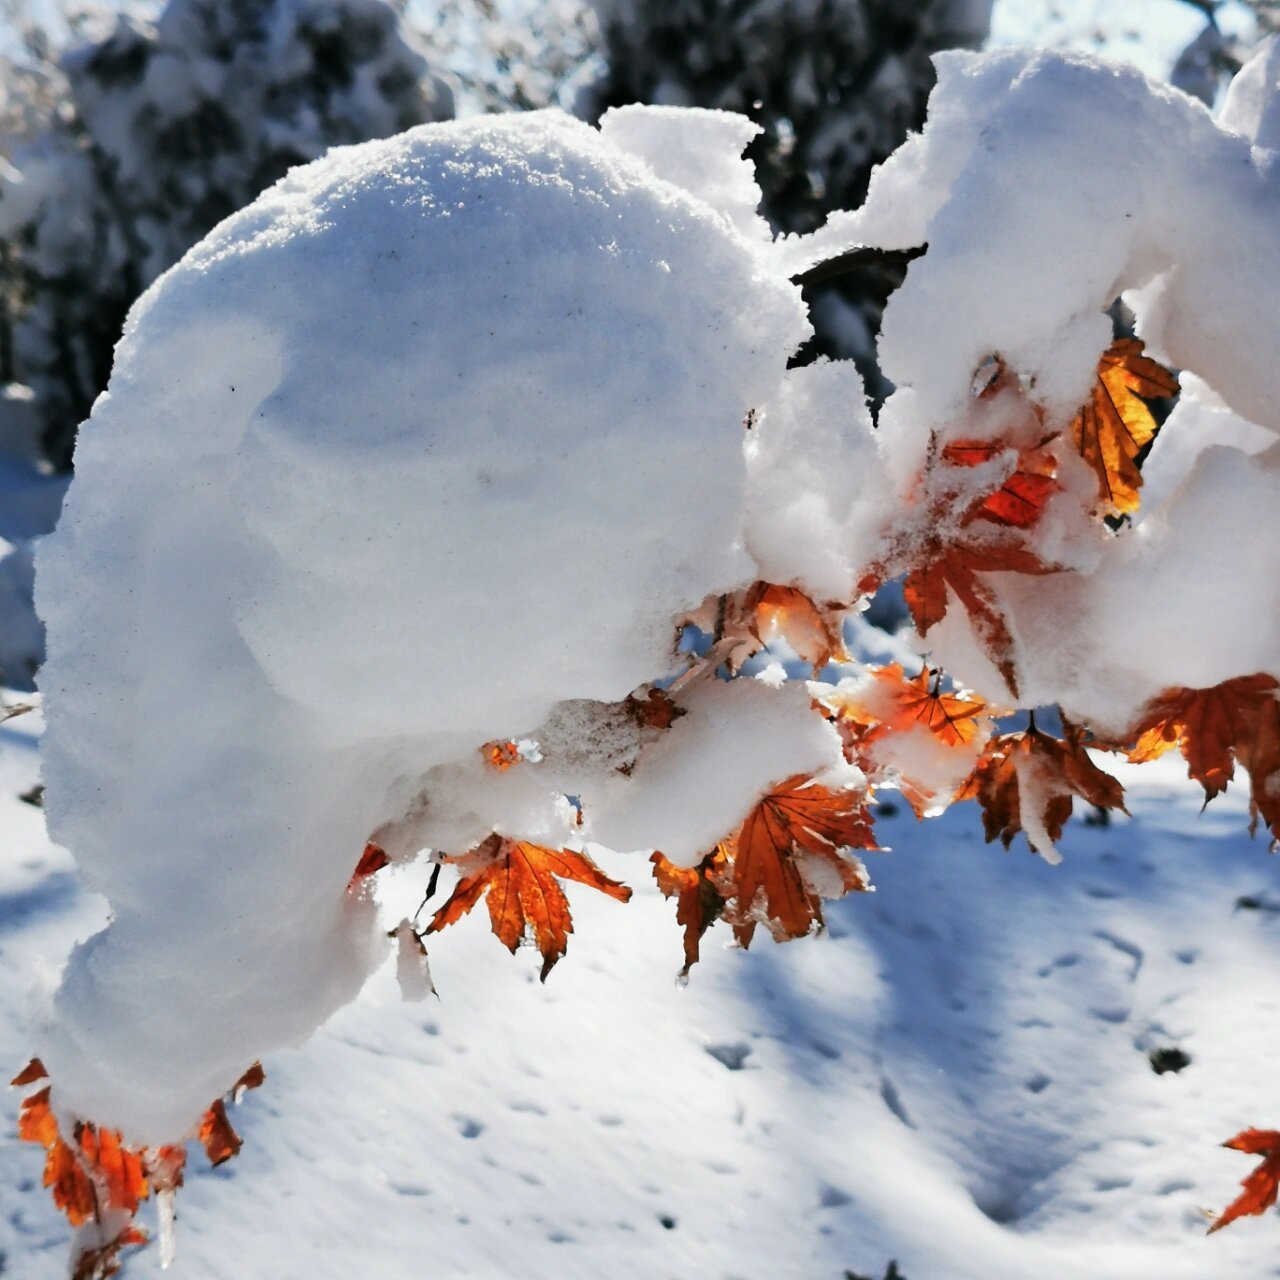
1071;336;1179;517
70;1226;149;1280
77;1124;148;1216
820;665;992;817
481;739;522;770
427;834;632;980
958;723;1126;861
888;429;1064;698
650;850;729;978
884;664;989;748
1124;674;1280;842
146;1144;186;1194
347;841;390;890
902;540;1056;697
742;582;847;669
1209;1129;1280;1234
711;773;877;946
940;439;1060;529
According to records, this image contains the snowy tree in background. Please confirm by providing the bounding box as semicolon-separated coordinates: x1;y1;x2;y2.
10;36;1280;1271
0;0;453;471
583;0;992;233
580;0;993;387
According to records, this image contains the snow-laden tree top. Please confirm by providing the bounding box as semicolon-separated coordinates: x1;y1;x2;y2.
35;105;810;1142
28;42;1280;1210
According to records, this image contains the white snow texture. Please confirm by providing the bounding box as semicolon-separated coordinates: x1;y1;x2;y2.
32;44;1280;1155
35;106;811;1142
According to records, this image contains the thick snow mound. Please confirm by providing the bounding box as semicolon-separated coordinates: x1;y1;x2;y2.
35;107;809;1142
779;48;1280;725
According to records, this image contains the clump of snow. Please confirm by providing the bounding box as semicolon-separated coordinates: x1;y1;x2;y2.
586;679;855;865
743;359;889;604
780;47;1280;726
31;38;1280;1169
34;106;810;1143
1220;35;1280;149
598;105;773;245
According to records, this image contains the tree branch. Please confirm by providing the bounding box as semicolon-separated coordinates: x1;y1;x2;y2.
790;244;927;289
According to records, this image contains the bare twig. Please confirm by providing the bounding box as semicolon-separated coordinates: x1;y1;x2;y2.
791;244;927;290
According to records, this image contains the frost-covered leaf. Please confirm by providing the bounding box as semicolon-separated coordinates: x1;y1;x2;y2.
1209;1129;1280;1234
650;850;729;978
1071;337;1179;517
428;835;632;980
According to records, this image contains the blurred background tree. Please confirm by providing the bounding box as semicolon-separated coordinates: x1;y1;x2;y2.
0;0;453;471
0;0;1269;687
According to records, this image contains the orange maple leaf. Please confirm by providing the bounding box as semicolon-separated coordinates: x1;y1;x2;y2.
940;438;1060;530
1210;1129;1280;1233
650;850;729;978
18;1085;59;1148
198;1098;242;1167
11;1056;48;1086
1125;674;1280;843
822;664;987;751
881;664;989;748
742;582;847;669
711;774;876;946
959;722;1126;860
18;1086;146;1229
71;1226;149;1280
886;429;1063;698
232;1061;266;1101
481;739;522;770
428;835;632;980
43;1136;98;1227
78;1123;149;1215
821;665;991;817
347;840;389;889
1071;336;1179;517
902;538;1056;698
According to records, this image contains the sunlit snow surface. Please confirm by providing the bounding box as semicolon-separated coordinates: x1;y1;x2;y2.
3;709;1280;1279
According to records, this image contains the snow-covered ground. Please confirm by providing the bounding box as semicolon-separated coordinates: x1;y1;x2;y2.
3;704;1279;1279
